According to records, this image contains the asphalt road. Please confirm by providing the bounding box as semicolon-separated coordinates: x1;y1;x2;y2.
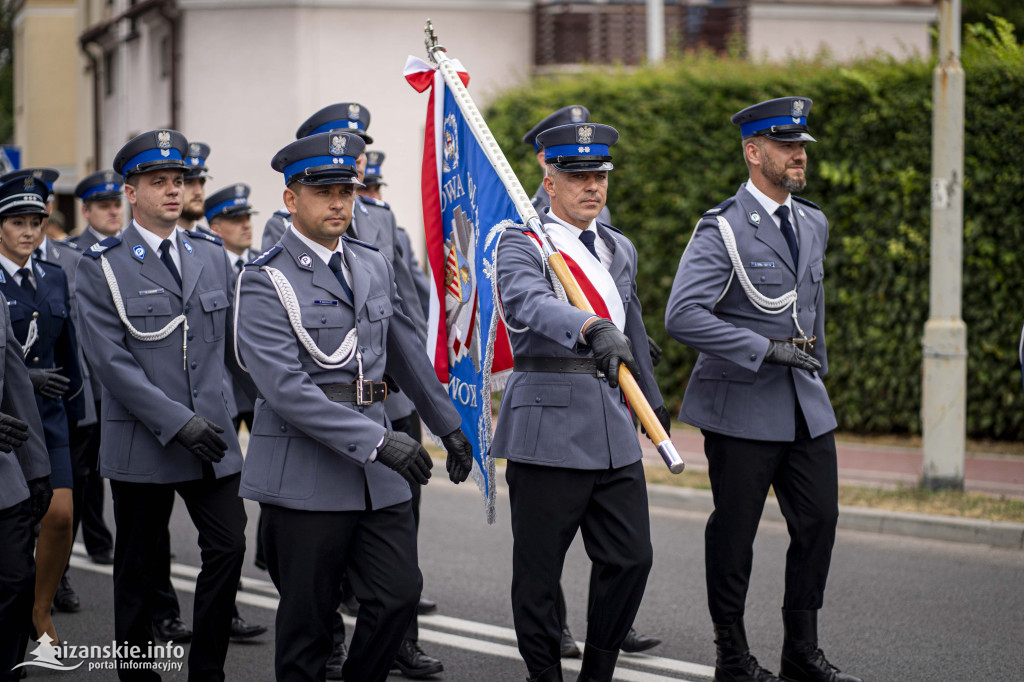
29;476;1024;681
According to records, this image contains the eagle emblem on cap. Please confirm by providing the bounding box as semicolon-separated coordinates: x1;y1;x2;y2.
104;171;115;182
189;142;201;157
791;100;805;118
157;131;172;149
577;125;594;144
366;151;381;166
235;184;246;197
571;106;584;123
330;134;347;156
348;103;360;118
23;177;33;190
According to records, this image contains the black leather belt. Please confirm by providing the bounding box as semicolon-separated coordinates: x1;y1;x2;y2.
513;356;603;377
320;381;388;405
770;335;817;352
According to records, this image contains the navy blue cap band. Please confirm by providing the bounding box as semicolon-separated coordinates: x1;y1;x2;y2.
310;120;366;136
205;198;250;222
282;155;357;185
80;183;122;200
740;115;807;138
123;148;186;177
544;143;610;161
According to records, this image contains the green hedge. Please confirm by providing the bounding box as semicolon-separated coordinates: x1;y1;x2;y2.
484;24;1024;439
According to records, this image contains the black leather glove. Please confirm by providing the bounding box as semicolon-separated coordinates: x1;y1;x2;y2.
441;428;473;484
377;431;432;486
0;412;30;453
641;405;672;438
27;476;52;523
173;415;228;464
647;336;663;367
763;340;822;372
383;374;402;395
28;367;70;400
583;318;640;389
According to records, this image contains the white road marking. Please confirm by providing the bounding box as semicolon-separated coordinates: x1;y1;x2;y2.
70;544;714;680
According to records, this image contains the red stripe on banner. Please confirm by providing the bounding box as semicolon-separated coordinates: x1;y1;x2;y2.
523;232;612;322
418;75;449;383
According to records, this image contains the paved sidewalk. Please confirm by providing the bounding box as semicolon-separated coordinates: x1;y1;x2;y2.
639;425;1024;550
641;425;1024;498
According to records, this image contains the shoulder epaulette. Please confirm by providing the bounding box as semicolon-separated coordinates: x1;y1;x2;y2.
55;239;82;252
82;236;122;259
341;234;380;252
703;197;735;216
792;195;821;211
246;245;283;267
597;221;624;236
186;229;223;246
358;196;391;211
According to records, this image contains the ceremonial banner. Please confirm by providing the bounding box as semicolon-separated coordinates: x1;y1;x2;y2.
405;56;517;523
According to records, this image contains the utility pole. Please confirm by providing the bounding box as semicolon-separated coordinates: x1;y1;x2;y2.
647;0;665;64
922;0;966;490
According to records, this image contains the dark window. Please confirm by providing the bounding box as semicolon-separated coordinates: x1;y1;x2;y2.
103;50;116;97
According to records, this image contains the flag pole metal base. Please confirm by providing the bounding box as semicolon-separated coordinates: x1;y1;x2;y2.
657;441;685;474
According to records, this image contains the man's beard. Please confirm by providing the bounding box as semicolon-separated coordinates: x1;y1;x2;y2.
180;206;204;222
763;153;807;194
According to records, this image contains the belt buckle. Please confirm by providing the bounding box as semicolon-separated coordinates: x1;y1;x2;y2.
355;379;375;406
791;336;814;352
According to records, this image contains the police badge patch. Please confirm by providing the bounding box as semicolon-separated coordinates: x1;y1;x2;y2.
749;211;761;224
133;244;146;260
298;253;313;268
182;240;193;254
330;135;347;156
792;99;805;120
577;125;594;144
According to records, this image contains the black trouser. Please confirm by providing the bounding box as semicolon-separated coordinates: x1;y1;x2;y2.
110;474;246;682
150;508;183;623
0;501;35;681
702;408;839;625
262;500;420;682
507;460;652;677
69;412;113;557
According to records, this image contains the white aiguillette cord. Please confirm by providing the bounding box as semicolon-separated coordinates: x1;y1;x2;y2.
233;266;360;373
100;255;190;369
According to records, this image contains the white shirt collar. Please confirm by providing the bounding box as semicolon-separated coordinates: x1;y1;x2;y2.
87;225;118;242
0;252;33;283
133;220;178;255
289;225;342;266
37;236;48;256
745;179;793;226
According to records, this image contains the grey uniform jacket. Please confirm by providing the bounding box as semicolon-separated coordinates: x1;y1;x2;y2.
75;223;243;483
491;221;664;470
664;185;837;441
42;238;98;426
260;209;290;253
235;228;462;512
395;227;431;321
0;290;50;510
222;248;258;420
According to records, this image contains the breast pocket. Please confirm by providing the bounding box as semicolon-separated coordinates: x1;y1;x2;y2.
365;294;393;354
125;295;176;347
300;305;349;354
745;267;785;294
506;383;572;461
695;358;757;428
199;289;229;342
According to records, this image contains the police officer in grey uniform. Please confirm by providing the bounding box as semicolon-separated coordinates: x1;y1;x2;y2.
665;98;860;682
235;130;473;682
0;285;51;677
178;142;213;234
522;106;663;659
493;122;667;682
75;129;248;681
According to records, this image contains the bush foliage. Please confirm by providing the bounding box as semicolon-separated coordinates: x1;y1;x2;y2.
484;21;1024;439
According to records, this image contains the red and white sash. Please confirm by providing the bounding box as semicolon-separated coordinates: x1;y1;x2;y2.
523;221;626;332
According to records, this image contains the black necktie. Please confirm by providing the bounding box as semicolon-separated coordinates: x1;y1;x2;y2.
17;268;35;296
776;205;799;266
234;257;245;274
159;239;182;288
33;247;43;262
579;230;600;262
328;252;354;303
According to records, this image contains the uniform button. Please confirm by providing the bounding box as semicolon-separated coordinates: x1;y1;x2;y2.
721;371;728;378
750;353;757;361
798;306;802;312
154;428;161;436
359;346;366;353
357;316;362;323
184;305;191;313
565;331;572;338
192;389;199;397
279;425;287;433
348;444;357;452
190;361;197;370
147;305;153;312
32;357;40;364
321;315;327;323
534;396;541;403
378;305;385;314
759;275;766;282
187;332;194;340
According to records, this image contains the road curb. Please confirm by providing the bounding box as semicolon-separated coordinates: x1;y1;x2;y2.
646;484;1024;551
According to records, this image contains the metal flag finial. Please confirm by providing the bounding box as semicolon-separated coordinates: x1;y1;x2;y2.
424;19;445;64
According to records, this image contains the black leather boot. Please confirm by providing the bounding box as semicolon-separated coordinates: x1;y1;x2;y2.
527;662;563;681
713;619;780;682
576;643;618;682
779;610;862;682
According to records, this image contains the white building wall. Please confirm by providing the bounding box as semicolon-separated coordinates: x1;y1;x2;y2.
748;3;939;62
176;0;533;255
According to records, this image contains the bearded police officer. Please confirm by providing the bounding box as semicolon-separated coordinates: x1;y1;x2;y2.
178;142;212;234
665;98;860;682
493;122;667;682
75;130;248;681
235;130;473;682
